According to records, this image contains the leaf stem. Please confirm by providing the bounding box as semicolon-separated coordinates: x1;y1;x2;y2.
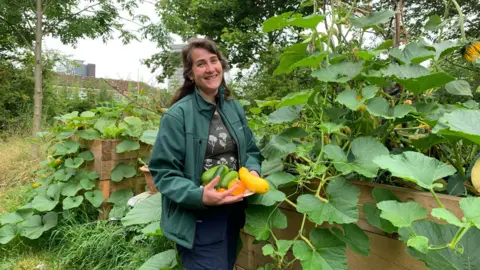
284;198;297;208
453;141;466;179
430;188;445;208
449;224;471;249
450;0;466;43
428;244;449;250
438;0;449;41
300;234;316;250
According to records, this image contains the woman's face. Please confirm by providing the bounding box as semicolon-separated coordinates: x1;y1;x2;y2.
190;48;223;94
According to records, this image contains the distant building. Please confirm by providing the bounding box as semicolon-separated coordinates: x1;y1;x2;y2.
167;44;185;91
57;59;96;77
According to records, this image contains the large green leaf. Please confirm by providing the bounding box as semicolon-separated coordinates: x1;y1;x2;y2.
336;86;378;111
362;203;397;233
64;158;84;169
272;42;309;75
244;205;287;240
119;116;143;137
381;63;455;94
0;209;33;225
263;240;294;258
433;41;460;60
311;61;363;83
140;130;158;145
107;189;134;206
138;249;177;270
288;14;326;29
262;11;294;32
61;182;82;196
460;197;480;229
121;193;162;227
77;129;101;140
262;12;325;32
289;52;328;70
297;177;359;224
410;134;448;150
381;63;429;78
277;90;313;108
350;10;396;30
57;130;75;140
373;151;456;190
0;224;17;244
19;212;58;240
377;201;428;227
80;111;95;118
324;137;389;178
80;179;95;190
431;208;465;227
445;80;472;97
31;195;59;212
54;141;81;155
424;15;442;31
332;223;370;256
389;42;435;64
266;172;296;188
77;150;94;161
54;168;75;182
433;110;480;145
141;222;162;236
398;220;480;270
111;163;137;182
372;188;401;203
116;139;140;153
94;116;117;134
395;73;455;94
63;196;84;210
268;105;303;124
407;236;429;254
293;228;347;270
261;158;284;176
261;127;308;159
109;205;127;219
84;190;105;208
366;97;416;119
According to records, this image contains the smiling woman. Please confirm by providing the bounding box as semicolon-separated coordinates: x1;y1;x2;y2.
149;38;262;270
169;38;232;106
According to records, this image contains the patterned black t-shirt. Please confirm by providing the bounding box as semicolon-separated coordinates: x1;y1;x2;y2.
203;113;239;172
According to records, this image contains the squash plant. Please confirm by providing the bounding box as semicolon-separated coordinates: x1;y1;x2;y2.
0;99;160;244
240;1;480;270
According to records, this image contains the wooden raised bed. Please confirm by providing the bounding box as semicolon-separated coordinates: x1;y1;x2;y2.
235;181;463;270
81;139;152;218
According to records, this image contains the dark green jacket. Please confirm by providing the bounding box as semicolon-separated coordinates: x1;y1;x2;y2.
149;86;261;249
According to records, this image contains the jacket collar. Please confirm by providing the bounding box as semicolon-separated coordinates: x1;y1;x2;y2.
194;85;225;115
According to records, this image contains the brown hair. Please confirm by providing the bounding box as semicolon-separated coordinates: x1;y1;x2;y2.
170;38;232;106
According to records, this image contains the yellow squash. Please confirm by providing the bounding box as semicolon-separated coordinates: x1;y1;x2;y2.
238;167;270;194
471;157;480;193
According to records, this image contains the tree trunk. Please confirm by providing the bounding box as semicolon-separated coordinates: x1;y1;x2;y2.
32;0;43;158
394;0;404;47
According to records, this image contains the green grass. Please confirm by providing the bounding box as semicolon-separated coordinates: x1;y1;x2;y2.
49;220;174;270
0;135;175;269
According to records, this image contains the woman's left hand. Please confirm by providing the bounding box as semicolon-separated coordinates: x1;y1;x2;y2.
249;171;260;177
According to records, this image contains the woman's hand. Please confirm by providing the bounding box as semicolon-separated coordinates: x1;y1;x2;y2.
249;170;260;177
202;176;244;206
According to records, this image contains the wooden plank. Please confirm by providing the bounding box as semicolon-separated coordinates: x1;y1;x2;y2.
96;176;146;219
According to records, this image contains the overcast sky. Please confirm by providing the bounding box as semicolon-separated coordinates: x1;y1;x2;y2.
43;1;175;88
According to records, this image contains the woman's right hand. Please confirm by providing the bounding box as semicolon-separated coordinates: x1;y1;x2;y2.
202;176;244;206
